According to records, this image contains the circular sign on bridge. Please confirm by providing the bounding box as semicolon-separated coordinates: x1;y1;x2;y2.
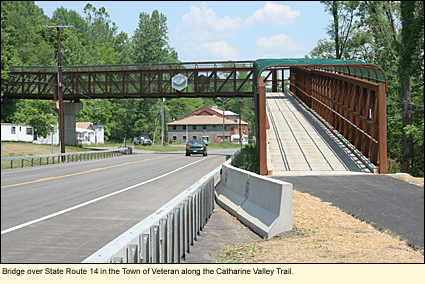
172;74;187;91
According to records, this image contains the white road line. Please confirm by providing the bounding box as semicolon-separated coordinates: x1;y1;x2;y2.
1;157;208;235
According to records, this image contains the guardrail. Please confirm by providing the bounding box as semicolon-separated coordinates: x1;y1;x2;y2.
82;151;240;263
1;148;131;169
82;164;221;263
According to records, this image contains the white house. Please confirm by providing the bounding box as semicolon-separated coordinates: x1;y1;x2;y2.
31;122;104;145
93;123;105;144
1;123;34;142
76;122;104;145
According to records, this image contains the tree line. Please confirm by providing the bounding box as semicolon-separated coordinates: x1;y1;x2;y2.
308;1;423;177
1;1;423;176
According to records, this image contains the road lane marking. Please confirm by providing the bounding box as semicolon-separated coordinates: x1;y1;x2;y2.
1;157;208;235
1;155;176;189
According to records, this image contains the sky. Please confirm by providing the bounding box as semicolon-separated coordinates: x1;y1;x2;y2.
34;1;332;62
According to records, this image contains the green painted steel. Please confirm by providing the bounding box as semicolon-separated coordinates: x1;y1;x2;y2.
253;58;387;86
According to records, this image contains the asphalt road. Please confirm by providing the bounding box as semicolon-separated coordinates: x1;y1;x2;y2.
272;174;424;251
1;148;237;263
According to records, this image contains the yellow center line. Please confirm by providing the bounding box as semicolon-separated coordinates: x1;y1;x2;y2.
1;155;178;189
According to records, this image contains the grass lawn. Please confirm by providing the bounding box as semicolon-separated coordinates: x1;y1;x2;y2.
1;141;114;170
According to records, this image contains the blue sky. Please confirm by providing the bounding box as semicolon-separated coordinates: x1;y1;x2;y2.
35;1;332;62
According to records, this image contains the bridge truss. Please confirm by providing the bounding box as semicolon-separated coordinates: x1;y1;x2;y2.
3;58;388;174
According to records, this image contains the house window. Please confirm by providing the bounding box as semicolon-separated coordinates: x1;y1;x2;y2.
26;127;32;135
182;135;187;142
183;125;186;130
11;127;15;134
172;125;176;130
193;136;197;140
213;125;217;129
173;136;177;141
203;125;206;130
193;125;196;130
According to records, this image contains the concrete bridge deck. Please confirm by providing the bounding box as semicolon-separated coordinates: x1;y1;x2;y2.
266;92;373;176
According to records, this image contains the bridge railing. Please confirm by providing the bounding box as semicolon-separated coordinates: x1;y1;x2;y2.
289;67;387;173
82;151;239;263
1;148;130;169
3;61;255;100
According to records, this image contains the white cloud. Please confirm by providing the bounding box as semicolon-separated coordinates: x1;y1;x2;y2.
172;2;242;42
245;1;300;27
181;41;241;61
254;34;306;52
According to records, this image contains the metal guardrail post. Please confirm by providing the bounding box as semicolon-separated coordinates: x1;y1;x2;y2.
173;207;181;263
159;218;167;263
128;244;138;263
187;198;193;250
140;234;149;263
150;225;159;263
167;212;175;263
194;193;198;241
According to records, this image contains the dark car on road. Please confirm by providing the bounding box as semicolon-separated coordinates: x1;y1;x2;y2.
186;140;208;156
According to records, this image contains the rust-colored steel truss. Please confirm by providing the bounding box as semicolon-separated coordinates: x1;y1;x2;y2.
3;61;255;100
3;60;388;174
288;66;387;174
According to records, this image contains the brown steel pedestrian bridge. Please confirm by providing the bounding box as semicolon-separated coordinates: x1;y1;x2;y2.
3;58;388;174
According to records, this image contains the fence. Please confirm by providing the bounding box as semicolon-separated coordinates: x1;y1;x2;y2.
1;148;131;169
82;161;225;263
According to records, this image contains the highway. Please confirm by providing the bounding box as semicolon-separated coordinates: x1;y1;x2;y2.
1;148;237;263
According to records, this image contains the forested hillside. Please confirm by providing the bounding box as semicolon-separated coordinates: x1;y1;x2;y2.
1;1;423;176
0;2;254;143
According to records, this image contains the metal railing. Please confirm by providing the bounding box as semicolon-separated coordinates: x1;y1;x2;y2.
82;151;240;263
1;148;130;169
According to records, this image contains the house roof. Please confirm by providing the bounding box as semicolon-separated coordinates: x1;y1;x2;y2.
209;107;237;116
76;122;92;129
168;115;247;125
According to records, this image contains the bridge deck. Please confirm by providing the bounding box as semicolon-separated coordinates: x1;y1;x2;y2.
266;92;373;176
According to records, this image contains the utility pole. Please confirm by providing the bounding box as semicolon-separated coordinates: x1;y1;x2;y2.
239;98;242;152
161;98;165;146
44;22;73;160
218;97;229;142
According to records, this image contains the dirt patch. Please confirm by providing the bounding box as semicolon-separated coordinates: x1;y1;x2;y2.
216;189;424;263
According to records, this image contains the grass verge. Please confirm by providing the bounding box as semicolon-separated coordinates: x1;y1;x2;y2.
215;188;424;263
1;141;110;170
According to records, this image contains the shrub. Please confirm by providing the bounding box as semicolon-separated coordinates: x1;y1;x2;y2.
231;144;258;174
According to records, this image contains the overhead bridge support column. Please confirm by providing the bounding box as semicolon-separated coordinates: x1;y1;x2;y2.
51;101;83;146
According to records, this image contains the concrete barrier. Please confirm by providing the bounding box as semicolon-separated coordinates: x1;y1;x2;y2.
215;163;292;239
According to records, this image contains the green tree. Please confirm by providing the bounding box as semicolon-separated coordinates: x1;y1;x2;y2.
11;100;57;137
51;5;90;47
318;1;360;59
132;10;178;63
398;1;424;174
114;31;134;64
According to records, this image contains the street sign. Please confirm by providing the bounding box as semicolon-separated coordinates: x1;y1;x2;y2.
171;74;187;91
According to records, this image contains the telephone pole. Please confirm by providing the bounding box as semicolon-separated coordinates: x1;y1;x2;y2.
44;22;73;160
